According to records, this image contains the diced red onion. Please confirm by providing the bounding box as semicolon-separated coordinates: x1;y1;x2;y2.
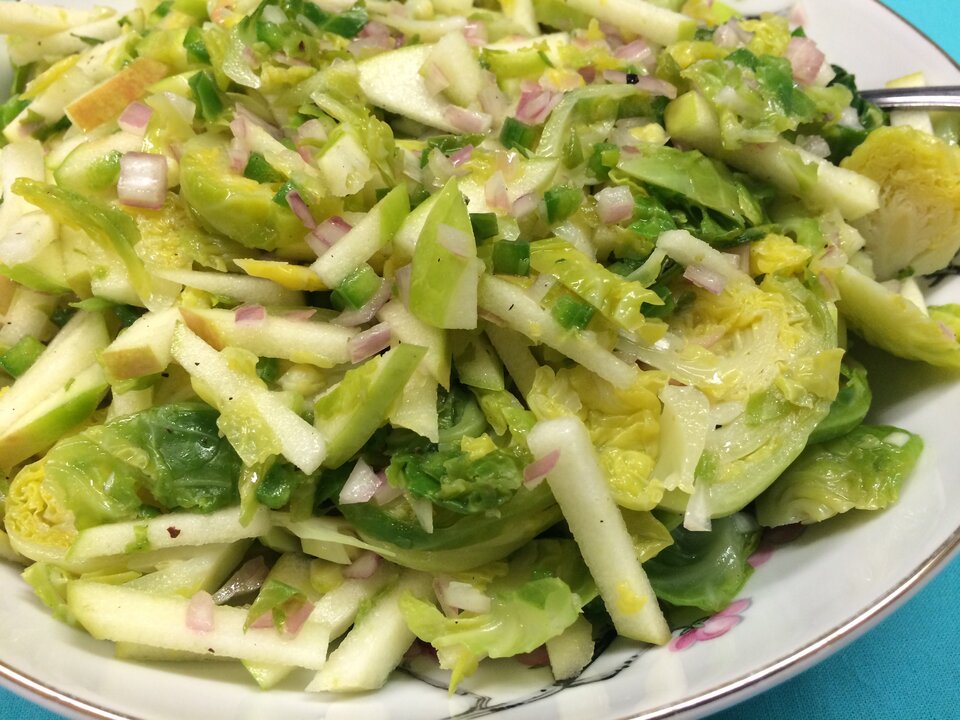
235;104;282;139
523;448;560;487
296;119;328;144
348;321;393;364
484;171;510;212
439;580;491;614
334;277;393;327
726;244;751;273
250;612;275;629
578;66;597;84
449;144;474;168
683;264;728;295
495;150;521;180
443;105;492;134
117;152;167;209
515;86;561;125
228;115;250;171
603;69;628;85
283;600;315;637
515;646;550;667
596;185;634;224
785;37;825;86
525;273;557;303
234;304;266;325
162;91;196;124
394;265;412;307
343;551;382;579
118;101;153;135
360;20;392;39
297;145;315;164
478;80;508;120
614;39;654;67
308;215;352;256
427;148;456;183
437;224;474;257
186;591;215;633
817;271;839;302
212;556;269;605
511;192;539;219
348;35;395;56
272;52;310;67
339;459;383;504
714;20;753;48
372;472;403;505
462;21;486;47
228;140;250;173
632;76;678;99
285;190;316;229
421;58;450;96
285;308;317;321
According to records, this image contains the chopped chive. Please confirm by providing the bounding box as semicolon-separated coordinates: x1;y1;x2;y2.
500;116;539;152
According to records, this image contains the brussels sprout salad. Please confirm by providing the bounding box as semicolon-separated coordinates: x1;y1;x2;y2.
0;0;958;697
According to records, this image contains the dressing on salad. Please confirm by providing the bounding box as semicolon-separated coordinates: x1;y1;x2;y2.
0;0;956;695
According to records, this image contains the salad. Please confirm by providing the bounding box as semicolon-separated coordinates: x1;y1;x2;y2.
0;0;958;699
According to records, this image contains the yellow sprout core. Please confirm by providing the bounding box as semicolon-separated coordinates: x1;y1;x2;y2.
842;125;960;280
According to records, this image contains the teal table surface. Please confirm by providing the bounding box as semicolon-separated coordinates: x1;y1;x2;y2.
2;1;959;719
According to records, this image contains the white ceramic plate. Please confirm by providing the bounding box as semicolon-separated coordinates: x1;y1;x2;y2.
2;1;960;718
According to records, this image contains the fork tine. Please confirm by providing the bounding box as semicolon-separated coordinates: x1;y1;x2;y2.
859;86;960;110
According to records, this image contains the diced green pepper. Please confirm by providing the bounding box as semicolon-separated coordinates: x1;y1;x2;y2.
182;26;210;64
187;70;223;121
543;184;582;224
469;212;499;241
0;336;45;378
492;240;531;276
551;294;595;330
243;152;285;184
332;264;382;310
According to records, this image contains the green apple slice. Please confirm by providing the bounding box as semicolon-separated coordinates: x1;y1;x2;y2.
170;323;327;473
0;310;107;403
179;307;356;368
314;343;427;468
101;307;179;381
0;361;108;471
67;580;330;669
409;179;482;330
311;184;409;288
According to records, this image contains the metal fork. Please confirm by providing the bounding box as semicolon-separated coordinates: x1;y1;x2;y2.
860;86;960;110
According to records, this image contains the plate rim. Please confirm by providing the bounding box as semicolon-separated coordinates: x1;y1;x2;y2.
1;1;959;719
